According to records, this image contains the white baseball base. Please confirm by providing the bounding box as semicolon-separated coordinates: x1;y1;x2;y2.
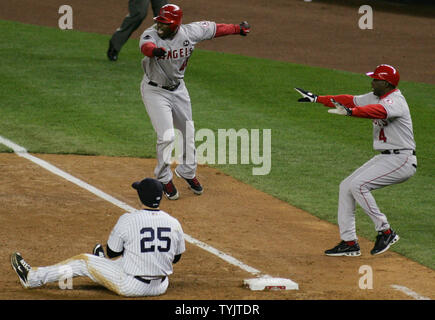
244;276;299;291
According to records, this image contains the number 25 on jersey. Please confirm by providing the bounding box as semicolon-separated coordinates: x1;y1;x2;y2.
140;227;172;253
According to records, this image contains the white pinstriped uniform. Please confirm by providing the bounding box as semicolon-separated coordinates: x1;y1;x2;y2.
26;209;185;297
338;89;417;241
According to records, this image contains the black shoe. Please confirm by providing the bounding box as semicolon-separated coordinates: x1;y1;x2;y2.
325;240;361;257
371;229;400;255
107;41;118;61
162;180;179;200
175;169;203;195
93;244;106;258
11;252;31;288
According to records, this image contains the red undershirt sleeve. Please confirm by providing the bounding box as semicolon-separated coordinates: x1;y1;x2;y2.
214;24;240;37
316;95;356;108
351;104;388;119
317;94;387;118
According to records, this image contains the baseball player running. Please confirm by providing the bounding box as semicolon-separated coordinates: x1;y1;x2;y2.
139;4;250;200
11;178;185;297
295;64;417;256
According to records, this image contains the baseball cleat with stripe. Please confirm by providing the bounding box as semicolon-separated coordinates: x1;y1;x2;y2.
175;168;203;195
162;180;179;200
93;244;106;258
325;241;361;257
11;252;31;288
370;229;400;255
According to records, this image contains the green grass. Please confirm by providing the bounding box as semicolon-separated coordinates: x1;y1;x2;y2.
1;20;434;268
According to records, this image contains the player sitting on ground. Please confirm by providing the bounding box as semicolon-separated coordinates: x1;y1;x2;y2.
11;178;185;297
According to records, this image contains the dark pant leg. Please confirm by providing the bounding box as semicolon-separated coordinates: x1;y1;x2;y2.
150;0;168;16
110;0;149;52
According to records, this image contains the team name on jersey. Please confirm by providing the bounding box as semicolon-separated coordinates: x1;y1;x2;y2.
159;47;194;60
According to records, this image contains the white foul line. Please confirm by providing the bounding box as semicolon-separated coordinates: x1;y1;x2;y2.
0;135;262;277
391;285;430;300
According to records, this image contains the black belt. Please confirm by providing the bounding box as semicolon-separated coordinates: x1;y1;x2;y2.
381;149;416;155
134;276;166;284
148;81;180;91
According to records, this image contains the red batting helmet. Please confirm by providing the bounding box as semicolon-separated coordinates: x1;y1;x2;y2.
154;4;183;32
366;64;400;87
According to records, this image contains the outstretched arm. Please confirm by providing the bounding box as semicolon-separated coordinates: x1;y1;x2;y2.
295;88;387;119
317;94;387;118
317;95;356;108
214;22;250;37
327;98;387;118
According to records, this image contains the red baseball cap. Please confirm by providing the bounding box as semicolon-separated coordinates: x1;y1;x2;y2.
154;4;183;32
366;64;400;87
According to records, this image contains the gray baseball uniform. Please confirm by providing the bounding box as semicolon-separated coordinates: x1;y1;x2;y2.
139;21;217;184
338;89;417;241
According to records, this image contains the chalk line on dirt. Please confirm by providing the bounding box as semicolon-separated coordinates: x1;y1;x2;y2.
1;135;300;290
390;285;430;300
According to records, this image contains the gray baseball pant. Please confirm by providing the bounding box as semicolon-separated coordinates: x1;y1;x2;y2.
338;152;417;241
140;78;197;184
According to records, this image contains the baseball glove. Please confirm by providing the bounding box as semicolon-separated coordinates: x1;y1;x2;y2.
239;21;250;36
294;88;318;102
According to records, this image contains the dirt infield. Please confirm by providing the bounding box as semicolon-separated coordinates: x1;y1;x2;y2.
1;0;434;301
1;153;434;300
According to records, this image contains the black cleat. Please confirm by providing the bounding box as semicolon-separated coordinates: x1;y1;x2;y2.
175;169;203;195
162;180;179;200
11;252;31;288
371;229;400;255
93;244;106;258
107;41;118;61
325;240;361;257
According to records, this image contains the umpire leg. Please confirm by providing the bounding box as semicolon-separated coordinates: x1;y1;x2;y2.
150;0;168;16
109;0;149;53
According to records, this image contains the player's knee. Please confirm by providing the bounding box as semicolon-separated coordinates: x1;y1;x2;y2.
349;179;367;195
157;136;175;146
158;129;176;145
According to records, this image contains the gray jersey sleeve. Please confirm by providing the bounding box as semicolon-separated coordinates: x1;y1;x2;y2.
354;92;378;106
183;21;217;43
380;94;407;119
139;30;158;50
